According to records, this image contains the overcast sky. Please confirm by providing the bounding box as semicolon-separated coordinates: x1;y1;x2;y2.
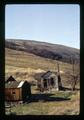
5;4;80;49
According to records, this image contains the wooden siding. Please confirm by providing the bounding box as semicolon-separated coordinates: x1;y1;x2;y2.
5;82;31;101
5;88;21;101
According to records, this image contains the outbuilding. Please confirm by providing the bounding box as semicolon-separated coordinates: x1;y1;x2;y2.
37;71;62;91
5;76;31;102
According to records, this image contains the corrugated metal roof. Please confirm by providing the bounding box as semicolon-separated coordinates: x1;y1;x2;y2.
17;81;25;88
5;81;21;88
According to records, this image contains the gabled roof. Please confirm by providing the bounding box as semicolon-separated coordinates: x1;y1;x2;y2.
41;71;57;79
5;80;30;89
17;81;25;88
5;81;21;88
5;76;16;83
5;76;30;88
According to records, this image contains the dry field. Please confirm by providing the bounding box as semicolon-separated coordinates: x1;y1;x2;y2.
5;48;79;85
5;48;80;115
5;89;80;115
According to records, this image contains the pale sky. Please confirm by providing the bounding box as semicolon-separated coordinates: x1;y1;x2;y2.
5;4;80;49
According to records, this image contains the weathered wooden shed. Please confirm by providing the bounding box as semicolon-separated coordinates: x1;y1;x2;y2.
5;76;31;102
37;71;62;91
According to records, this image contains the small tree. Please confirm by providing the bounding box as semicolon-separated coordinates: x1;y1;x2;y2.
70;57;79;91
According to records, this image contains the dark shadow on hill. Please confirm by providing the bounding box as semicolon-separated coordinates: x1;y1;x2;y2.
25;93;70;103
5;39;80;64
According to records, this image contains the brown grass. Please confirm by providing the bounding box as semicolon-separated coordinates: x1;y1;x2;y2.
5;90;80;115
5;48;80;115
5;48;79;85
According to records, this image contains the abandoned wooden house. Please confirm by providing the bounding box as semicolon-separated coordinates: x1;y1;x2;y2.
5;76;31;102
37;71;62;91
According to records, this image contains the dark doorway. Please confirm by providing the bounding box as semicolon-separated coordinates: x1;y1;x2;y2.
43;79;47;88
22;82;31;102
50;77;54;86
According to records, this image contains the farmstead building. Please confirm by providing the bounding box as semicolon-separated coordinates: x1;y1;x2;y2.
5;76;31;102
37;71;62;91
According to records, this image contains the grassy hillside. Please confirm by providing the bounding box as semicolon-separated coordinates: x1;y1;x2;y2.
5;39;80;63
5;39;80;115
5;47;79;86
